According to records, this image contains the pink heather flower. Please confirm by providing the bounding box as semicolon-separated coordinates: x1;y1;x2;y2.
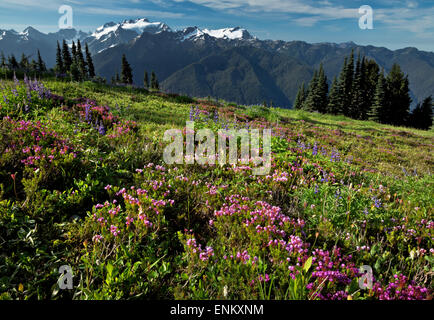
104;185;112;190
110;225;120;237
126;216;134;226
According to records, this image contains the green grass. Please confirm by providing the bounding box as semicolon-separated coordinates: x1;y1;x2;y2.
0;79;432;300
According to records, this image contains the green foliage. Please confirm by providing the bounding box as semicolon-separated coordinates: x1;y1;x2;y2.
0;78;432;301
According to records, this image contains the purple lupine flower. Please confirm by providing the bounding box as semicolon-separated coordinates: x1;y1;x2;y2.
189;106;194;121
312;142;318;156
98;121;106;135
330;149;340;162
85;104;91;123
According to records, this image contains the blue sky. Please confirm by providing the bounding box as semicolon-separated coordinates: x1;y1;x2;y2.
0;0;433;52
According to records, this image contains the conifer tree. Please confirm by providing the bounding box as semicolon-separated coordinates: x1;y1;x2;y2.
62;40;72;72
341;50;355;117
302;70;319;112
8;54;18;70
368;68;387;122
386;63;411;126
302;65;328;113
363;58;379;119
70;60;80;81
151;71;158;90
19;53;29;71
351;54;365;119
56;41;64;73
293;82;307;109
327;76;341;114
76;40;87;80
116;72;120;83
410;96;433;130
144;70;149;89
30;59;38;74
71;41;77;64
85;43;95;78
121;54;133;84
335;57;348;115
37;49;46;73
0;51;6;69
316;64;328;113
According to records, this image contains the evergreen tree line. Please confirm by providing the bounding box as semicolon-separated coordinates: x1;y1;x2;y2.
55;39;95;81
0;49;47;75
111;54;159;90
294;50;433;130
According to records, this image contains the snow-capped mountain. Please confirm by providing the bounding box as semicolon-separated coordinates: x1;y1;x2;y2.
92;18;171;40
179;26;254;42
1;17;433;109
85;18;171;53
0;17;254;61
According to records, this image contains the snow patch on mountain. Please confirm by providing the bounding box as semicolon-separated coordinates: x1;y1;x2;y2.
180;26;253;41
92;18;170;40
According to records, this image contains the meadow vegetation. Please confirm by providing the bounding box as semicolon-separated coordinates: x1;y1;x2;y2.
0;78;432;300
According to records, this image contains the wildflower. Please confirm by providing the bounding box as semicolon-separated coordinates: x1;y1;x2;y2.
110;225;120;237
312;142;318;156
98;121;106;135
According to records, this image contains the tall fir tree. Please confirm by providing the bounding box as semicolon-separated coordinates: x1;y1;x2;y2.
302;65;328;113
8;54;18;70
19;53;29;71
368;68;387;122
76;40;87;80
293;82;307;109
351;54;365;119
302;70;319;111
363;58;380;119
144;70;149;89
0;51;6;69
37;50;46;73
62;40;72;72
341;50;355;117
121;54;133;84
30;59;38;74
55;41;64;73
70;60;80;81
71;41;77;64
410;96;433;130
85;43;95;78
151;71;159;90
335;57;348;115
386;63;411;126
327;76;341;114
316;64;328;113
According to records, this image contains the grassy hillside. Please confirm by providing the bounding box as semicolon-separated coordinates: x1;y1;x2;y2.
0;79;432;300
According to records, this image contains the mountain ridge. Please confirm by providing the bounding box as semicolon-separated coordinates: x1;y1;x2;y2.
1;17;433;108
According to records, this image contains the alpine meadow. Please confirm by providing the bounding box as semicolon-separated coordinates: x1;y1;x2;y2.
0;0;433;304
